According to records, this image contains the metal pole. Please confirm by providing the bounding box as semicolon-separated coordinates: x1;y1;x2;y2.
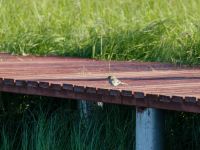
136;107;164;150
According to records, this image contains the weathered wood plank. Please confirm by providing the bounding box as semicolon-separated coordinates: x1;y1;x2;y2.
0;53;200;113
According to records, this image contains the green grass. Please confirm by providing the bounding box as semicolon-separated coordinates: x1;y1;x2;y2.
1;0;200;64
1;94;200;150
0;94;134;150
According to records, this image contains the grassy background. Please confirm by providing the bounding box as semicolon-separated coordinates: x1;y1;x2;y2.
0;94;135;150
1;0;200;64
1;0;200;149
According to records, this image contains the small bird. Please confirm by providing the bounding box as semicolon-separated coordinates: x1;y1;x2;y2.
97;76;127;108
108;76;127;86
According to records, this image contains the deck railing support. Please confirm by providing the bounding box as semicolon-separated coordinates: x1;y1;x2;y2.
136;107;164;150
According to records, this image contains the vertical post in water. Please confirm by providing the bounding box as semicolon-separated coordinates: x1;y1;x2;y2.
136;107;164;150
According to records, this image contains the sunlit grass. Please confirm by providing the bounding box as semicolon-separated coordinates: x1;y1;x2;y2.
1;0;200;64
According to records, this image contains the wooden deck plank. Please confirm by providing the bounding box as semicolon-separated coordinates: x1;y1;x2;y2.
1;53;200;113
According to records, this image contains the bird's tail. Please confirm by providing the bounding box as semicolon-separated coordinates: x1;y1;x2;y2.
121;82;128;85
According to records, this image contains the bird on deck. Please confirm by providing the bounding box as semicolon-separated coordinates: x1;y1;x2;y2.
107;75;128;86
98;76;127;107
97;76;127;107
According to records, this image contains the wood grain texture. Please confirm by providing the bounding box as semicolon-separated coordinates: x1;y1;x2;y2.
1;53;200;113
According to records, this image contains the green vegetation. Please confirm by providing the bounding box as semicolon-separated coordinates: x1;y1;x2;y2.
0;94;134;150
1;0;200;149
1;0;200;64
1;94;200;150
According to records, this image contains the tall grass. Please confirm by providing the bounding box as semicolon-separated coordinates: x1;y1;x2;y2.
0;97;134;150
1;0;200;64
1;97;200;150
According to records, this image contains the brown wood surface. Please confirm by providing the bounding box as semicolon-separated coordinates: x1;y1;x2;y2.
0;53;200;113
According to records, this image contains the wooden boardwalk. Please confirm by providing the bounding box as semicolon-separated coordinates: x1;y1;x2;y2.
0;53;200;113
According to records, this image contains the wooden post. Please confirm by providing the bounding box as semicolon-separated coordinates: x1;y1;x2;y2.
136;107;164;150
